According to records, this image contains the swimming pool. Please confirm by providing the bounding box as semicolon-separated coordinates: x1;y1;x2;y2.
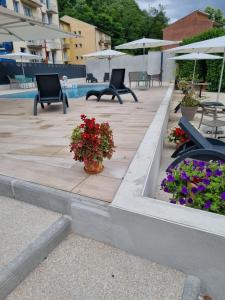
0;84;108;99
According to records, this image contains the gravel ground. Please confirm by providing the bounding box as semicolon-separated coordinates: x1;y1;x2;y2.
0;196;61;268
7;234;185;300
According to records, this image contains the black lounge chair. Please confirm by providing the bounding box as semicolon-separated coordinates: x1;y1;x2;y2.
86;73;98;83
103;72;110;82
167;116;225;170
86;68;138;104
34;73;69;116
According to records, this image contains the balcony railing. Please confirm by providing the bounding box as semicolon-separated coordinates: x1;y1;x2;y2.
47;41;61;50
21;0;42;8
46;2;57;14
27;40;43;48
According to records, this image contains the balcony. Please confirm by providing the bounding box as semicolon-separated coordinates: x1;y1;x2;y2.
63;43;70;49
46;3;57;14
27;40;43;48
21;0;42;8
47;41;61;50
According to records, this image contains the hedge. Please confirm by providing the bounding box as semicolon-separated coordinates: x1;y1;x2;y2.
176;28;225;92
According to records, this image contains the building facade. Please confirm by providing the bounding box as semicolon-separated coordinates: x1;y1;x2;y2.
163;10;215;49
0;0;63;63
60;16;111;65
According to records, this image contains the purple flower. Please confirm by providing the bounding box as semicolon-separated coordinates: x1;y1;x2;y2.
170;199;176;204
183;159;190;165
167;174;175;182
193;160;199;167
164;187;169;193
204;200;212;210
187;197;193;204
179;198;186;205
220;192;225;201
202;178;210;185
161;178;166;187
181;186;188;195
197;185;206;192
191;187;198;194
198;161;206;168
215;169;222;177
206;168;212;177
181;171;189;181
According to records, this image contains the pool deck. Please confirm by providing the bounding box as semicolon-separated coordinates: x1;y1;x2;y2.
0;86;168;203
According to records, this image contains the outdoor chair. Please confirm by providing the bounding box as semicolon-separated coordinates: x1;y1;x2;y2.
129;71;151;88
15;75;34;88
103;72;110;82
86;68;138;104
151;72;162;86
7;75;20;89
34;73;69;116
86;73;98;83
167;116;225;170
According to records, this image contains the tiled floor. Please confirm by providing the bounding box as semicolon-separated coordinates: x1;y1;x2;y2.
0;86;168;202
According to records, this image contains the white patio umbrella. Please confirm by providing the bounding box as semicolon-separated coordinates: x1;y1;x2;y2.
169;52;222;83
166;35;225;102
0;6;77;43
83;49;126;74
115;37;180;70
0;52;42;76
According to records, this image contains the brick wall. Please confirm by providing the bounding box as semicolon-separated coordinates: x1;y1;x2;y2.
163;11;214;49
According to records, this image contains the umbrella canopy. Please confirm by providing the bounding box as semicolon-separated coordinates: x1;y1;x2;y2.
167;35;225;102
0;52;42;76
115;37;179;50
169;52;223;83
115;37;179;71
0;6;77;43
169;52;223;60
84;49;126;74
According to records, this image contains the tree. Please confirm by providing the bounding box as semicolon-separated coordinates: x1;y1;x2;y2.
205;6;225;27
58;0;169;47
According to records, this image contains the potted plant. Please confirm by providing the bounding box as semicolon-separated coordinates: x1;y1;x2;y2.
180;89;200;121
70;114;115;174
168;127;189;148
161;159;225;215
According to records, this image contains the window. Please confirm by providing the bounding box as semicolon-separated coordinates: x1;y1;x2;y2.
13;0;19;13
20;47;26;53
23;5;32;17
76;56;79;60
47;14;52;24
75;44;78;47
79;43;82;48
74;31;77;34
42;13;47;24
81;56;83;60
78;31;81;35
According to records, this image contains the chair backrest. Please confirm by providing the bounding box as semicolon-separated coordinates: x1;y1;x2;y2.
129;71;148;81
35;73;61;99
110;69;125;89
179;117;212;149
103;73;110;81
86;73;93;79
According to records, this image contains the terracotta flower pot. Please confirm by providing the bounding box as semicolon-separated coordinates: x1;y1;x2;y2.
181;106;198;121
84;160;104;174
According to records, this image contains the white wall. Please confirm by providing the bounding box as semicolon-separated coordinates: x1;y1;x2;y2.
86;51;176;83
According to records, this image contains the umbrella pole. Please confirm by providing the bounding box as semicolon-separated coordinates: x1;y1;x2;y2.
216;49;225;102
21;56;25;77
192;59;197;84
143;44;145;72
108;57;111;76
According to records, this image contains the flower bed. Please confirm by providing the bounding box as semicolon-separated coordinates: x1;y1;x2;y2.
161;159;225;215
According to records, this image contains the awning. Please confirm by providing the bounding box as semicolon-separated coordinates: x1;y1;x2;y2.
0;6;77;43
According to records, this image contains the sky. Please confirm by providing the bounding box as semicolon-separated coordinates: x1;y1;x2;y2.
136;0;225;23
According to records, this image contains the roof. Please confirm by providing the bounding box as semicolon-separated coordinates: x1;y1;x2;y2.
163;10;213;31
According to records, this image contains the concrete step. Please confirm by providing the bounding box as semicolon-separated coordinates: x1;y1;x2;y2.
7;234;186;300
0;196;70;299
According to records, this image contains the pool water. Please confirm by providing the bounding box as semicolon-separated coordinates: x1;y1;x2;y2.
0;84;108;99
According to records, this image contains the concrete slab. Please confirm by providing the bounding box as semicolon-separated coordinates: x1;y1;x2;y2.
0;86;168;203
0;195;61;268
7;234;186;300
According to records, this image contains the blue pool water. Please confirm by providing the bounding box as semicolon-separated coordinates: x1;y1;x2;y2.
0;84;108;99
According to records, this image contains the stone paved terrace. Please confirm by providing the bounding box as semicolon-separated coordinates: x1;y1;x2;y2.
0;86;168;203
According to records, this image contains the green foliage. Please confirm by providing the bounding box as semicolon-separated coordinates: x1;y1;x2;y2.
181;89;200;107
58;0;169;46
205;6;225;27
177;27;225;92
